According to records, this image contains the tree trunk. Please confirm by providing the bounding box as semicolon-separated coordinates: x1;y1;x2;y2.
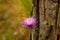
32;0;58;40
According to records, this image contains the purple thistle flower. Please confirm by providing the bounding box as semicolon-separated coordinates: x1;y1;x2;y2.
23;17;36;29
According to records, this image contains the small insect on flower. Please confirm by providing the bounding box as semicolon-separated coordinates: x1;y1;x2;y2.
23;17;36;29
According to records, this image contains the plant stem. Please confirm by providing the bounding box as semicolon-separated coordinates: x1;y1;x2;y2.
30;29;33;40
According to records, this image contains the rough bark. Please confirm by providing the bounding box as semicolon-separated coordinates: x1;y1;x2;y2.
32;0;40;40
57;0;60;40
39;0;58;40
32;0;58;40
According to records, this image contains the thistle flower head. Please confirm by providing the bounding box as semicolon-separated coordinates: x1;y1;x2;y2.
23;17;36;29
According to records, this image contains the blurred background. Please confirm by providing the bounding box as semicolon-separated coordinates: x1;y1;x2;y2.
0;0;60;40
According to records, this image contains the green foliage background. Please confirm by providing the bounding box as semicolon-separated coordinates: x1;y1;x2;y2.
0;0;32;40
